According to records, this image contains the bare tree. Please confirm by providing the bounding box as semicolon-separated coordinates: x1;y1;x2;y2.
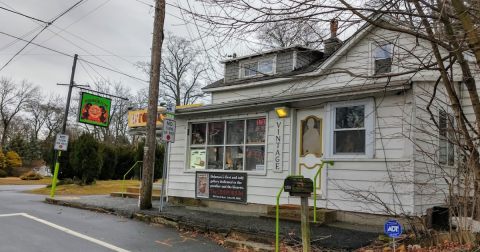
256;20;327;49
43;94;65;142
0;77;39;146
136;32;207;106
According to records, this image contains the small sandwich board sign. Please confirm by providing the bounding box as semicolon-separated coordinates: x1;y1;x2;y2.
54;134;69;151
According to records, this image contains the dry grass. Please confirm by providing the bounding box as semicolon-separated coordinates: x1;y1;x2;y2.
25;179;163;195
0;177;53;185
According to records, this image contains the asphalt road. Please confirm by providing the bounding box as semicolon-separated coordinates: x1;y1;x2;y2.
0;185;228;252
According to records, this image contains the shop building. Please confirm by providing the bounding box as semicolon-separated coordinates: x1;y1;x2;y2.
131;17;475;218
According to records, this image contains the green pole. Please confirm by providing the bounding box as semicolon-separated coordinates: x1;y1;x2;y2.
50;151;61;198
313;161;334;222
276;175;304;252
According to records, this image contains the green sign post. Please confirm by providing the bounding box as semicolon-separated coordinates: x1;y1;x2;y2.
78;92;112;127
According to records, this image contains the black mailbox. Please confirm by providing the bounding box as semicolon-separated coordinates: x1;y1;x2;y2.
284;177;314;197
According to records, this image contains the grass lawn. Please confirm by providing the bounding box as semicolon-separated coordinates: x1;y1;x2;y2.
0;177;54;185
25;179;163;195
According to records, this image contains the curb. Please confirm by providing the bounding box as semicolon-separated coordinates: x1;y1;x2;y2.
45;197;282;250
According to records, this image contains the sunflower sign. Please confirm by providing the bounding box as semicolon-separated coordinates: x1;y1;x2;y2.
78;92;112;127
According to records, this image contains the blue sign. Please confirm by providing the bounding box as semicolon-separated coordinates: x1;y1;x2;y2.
384;220;402;238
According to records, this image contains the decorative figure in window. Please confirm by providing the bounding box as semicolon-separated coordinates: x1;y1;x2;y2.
226;152;234;170
301;116;322;157
192;132;205;144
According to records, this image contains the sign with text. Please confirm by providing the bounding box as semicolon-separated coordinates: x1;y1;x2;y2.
54;134;69;151
162;118;176;142
195;172;247;204
384;220;402;238
128;109;166;128
273;119;284;172
78;92;112;127
166;103;175;119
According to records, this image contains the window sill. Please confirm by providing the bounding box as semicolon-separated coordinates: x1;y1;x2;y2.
183;169;267;176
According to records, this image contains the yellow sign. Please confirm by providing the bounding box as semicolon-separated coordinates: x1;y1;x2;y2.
128;104;202;128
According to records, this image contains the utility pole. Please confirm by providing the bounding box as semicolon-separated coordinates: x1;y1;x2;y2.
140;0;166;209
50;54;78;197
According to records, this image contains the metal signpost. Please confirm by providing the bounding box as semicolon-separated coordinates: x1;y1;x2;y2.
160;103;175;211
384;220;402;252
51;134;69;197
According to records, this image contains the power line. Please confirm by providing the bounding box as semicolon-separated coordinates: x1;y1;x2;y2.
0;0;85;72
0;31;149;83
0;6;50;24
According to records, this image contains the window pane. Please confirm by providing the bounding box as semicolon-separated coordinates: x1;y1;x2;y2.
207;147;224;169
227;121;245;144
247;119;266;144
244;63;257;76
334;130;365;154
191;123;206;145
189;148;206;169
375;44;391;58
258;60;273;73
375;58;392;74
245;146;265;171
225;146;243;170
208;122;224;145
335;106;365;129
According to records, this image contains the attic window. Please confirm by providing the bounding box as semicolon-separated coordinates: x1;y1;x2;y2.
241;57;275;77
374;44;392;75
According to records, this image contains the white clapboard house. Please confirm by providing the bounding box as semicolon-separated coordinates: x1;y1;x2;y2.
161;16;474;219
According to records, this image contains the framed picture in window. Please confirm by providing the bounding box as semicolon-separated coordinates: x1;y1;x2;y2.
300;116;322;157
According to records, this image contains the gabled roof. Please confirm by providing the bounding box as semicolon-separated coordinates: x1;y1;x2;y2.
220;45;318;63
203;15;389;93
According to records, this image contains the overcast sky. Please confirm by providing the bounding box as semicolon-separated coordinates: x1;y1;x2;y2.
0;0;217;97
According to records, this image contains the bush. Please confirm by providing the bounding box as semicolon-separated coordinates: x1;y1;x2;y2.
57;178;74;185
20;171;43;180
0;169;7;178
71;133;101;185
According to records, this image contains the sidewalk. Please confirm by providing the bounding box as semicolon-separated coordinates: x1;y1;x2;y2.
45;195;381;251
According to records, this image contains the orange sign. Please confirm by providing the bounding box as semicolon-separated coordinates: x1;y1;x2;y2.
128;109;166;128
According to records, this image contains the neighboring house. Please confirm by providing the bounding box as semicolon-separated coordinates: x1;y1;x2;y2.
158;17;472;219
33;165;52;177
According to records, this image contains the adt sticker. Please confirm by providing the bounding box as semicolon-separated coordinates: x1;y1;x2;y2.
384;220;402;238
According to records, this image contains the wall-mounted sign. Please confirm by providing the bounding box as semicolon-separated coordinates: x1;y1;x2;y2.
195;172;247;204
273;119;284;172
190;149;206;169
78;92;112;127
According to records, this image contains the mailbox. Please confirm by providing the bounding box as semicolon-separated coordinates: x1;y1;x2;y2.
284;177;313;197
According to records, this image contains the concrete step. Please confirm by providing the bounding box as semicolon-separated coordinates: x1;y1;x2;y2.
110;192;163;200
223;239;275;252
265;204;336;223
126;186;162;194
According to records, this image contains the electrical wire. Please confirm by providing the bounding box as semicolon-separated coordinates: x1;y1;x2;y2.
0;6;50;24
0;0;85;72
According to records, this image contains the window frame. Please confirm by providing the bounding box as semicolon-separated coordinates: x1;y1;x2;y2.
438;110;455;166
372;42;393;75
326;99;375;158
239;55;277;78
185;116;268;175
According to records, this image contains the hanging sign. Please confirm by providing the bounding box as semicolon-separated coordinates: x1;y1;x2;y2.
78;92;112;127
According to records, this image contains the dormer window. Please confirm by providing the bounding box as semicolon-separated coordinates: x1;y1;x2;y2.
241;56;276;78
374;43;392;75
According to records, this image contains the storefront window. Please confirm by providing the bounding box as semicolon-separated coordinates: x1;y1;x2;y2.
189;119;266;171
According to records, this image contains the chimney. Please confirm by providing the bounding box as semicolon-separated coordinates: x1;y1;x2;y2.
324;19;343;57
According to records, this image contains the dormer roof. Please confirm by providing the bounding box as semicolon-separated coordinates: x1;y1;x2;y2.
220;45;319;63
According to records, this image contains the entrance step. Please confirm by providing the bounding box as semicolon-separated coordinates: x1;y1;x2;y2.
110;185;163;200
110;192;163;200
224;239;275;252
263;204;336;224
